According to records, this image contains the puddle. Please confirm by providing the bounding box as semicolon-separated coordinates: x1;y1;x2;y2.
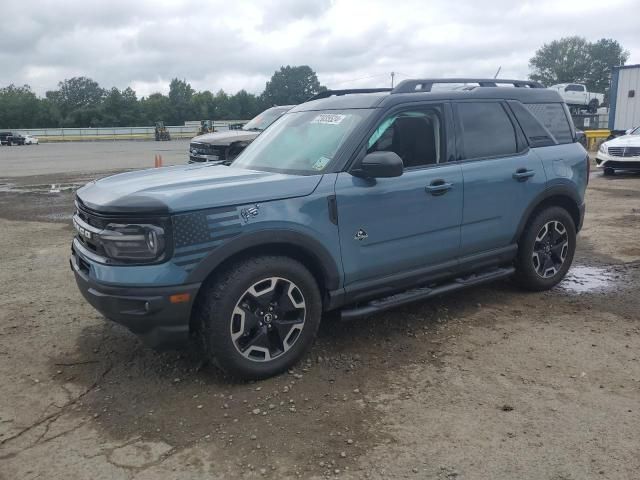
0;182;81;194
42;212;74;221
558;265;620;294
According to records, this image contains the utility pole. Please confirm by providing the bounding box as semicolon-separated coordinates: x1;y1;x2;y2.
391;71;395;88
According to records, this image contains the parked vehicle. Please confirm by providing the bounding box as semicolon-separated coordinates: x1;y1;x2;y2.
596;126;640;175
71;78;588;379
0;132;14;145
549;83;604;113
189;105;293;163
11;133;26;145
23;134;39;145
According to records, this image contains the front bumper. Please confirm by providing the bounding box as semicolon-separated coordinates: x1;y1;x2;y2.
70;246;200;349
595;153;640;170
188;153;224;163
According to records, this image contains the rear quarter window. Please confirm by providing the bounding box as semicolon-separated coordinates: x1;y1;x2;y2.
525;103;573;144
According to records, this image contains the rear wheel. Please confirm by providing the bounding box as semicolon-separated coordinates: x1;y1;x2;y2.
515;207;576;291
195;256;322;379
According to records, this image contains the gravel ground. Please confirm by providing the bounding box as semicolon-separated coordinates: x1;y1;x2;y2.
0;157;639;479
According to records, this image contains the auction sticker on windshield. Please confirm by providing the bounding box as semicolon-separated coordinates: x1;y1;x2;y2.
311;114;346;125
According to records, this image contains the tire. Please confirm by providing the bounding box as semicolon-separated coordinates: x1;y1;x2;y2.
588;99;599;114
515;206;576;291
603;167;615;176
195;255;322;379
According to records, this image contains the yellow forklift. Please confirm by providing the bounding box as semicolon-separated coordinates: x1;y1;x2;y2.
198;120;215;135
154;121;171;141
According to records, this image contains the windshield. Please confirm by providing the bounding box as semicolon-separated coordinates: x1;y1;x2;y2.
232;109;372;175
242;107;290;131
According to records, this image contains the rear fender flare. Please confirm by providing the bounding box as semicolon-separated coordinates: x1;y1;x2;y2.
513;185;583;242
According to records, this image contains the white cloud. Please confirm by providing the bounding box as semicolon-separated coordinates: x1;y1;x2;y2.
1;0;638;97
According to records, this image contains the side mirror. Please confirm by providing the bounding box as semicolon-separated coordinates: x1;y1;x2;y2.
352;151;403;178
625;128;633;135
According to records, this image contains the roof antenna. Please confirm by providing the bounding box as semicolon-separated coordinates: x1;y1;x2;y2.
494;66;501;79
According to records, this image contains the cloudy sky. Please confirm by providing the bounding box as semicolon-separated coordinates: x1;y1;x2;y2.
2;0;639;97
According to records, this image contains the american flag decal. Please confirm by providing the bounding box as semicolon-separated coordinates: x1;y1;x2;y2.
172;207;242;271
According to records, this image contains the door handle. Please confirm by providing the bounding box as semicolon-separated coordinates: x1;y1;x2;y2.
512;168;535;181
425;180;453;196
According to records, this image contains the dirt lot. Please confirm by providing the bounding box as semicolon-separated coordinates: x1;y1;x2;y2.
1;156;639;479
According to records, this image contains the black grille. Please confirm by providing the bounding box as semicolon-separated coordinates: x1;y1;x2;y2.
608;146;640;157
189;142;225;158
75;204;106;255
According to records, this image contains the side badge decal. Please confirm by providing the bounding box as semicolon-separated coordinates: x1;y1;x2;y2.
240;204;260;223
354;229;368;241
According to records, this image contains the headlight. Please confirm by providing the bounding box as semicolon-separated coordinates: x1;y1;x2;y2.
599;143;608;154
100;223;166;261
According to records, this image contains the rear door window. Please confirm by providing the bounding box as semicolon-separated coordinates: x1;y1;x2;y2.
456;102;517;159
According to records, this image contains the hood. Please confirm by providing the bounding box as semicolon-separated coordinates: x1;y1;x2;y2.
606;135;640;147
191;129;259;146
77;164;322;214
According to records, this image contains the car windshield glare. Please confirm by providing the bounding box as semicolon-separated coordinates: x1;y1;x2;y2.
232;109;372;174
242;108;288;131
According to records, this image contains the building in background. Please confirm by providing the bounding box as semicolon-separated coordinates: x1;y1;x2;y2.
609;64;640;134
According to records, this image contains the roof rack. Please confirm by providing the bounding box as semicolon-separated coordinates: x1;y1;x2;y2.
391;78;544;94
306;88;392;102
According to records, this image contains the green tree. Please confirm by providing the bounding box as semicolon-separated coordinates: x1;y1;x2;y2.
168;78;194;124
587;38;630;93
529;36;591;86
233;89;260;119
101;87;140;126
0;84;40;128
529;37;629;93
261;65;326;106
140;93;172;125
49;77;105;123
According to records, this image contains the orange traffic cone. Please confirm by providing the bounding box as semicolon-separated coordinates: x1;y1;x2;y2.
154;154;158;168
158;155;163;167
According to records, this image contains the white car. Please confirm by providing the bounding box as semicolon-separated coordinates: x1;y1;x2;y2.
23;134;39;145
549;83;604;113
596;126;640;175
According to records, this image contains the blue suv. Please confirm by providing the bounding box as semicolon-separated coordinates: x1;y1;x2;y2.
71;78;588;379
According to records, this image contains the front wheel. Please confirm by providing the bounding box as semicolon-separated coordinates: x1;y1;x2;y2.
603;167;615;176
195;256;322;379
515;207;576;291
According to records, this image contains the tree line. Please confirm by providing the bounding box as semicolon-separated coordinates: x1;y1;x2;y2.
0;65;325;129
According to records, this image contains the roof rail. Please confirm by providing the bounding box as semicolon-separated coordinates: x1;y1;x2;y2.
391;78;544;94
306;88;392;102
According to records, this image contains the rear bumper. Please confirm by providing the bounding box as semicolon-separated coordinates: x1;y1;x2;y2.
70;250;200;349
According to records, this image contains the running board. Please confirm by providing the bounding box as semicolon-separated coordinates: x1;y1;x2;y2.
340;266;515;321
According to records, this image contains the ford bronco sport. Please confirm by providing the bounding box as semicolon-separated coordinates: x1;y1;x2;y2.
71;78;588;379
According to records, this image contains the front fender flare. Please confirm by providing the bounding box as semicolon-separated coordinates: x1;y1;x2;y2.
185;229;341;290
